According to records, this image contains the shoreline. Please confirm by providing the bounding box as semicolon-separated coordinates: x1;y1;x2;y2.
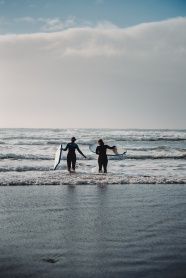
0;174;186;186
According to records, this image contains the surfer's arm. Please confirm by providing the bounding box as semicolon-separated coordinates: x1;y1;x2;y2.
96;146;99;155
77;146;86;158
106;145;116;150
62;144;69;151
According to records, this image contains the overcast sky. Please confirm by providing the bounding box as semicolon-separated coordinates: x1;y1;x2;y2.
0;0;186;129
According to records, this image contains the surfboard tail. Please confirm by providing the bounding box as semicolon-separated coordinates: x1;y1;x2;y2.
54;144;63;170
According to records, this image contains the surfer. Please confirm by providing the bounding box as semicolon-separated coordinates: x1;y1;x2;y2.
96;139;116;173
62;137;86;173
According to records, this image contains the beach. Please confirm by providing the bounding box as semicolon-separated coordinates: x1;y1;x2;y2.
1;0;186;275
0;184;186;278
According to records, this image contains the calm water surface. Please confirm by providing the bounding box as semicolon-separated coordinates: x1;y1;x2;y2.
0;184;186;278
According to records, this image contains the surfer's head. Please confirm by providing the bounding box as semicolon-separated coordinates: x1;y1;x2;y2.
98;139;104;145
71;137;76;142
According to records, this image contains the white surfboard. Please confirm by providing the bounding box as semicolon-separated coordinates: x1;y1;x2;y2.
89;143;127;156
54;144;63;170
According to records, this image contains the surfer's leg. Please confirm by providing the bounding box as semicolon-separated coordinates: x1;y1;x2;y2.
72;156;76;171
103;157;108;173
98;158;103;172
67;155;71;172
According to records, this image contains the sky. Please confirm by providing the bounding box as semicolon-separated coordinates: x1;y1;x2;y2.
0;0;186;129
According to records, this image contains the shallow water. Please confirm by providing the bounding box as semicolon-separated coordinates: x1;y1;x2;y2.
0;184;186;278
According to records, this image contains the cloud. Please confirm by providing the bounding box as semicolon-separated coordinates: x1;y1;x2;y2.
39;17;77;31
95;20;118;29
0;17;186;128
15;16;77;31
4;17;185;57
14;16;117;32
15;16;36;23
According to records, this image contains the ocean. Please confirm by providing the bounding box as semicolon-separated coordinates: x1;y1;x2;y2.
0;128;186;185
0;128;186;277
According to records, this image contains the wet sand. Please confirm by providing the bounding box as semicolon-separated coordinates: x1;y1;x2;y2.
0;184;186;278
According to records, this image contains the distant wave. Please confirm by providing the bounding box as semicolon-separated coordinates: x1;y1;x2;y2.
16;142;47;146
14;141;97;146
3;137;186;144
2;141;61;146
47;141;63;145
115;138;186;142
126;146;186;151
0;166;52;172
0;154;89;161
128;154;186;160
3;136;47;140
0;154;52;160
0;153;185;161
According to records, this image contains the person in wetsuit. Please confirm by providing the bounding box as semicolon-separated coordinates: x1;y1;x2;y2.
62;137;86;173
96;139;115;173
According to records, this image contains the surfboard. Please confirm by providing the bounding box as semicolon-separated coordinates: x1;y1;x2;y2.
89;143;127;156
54;144;63;170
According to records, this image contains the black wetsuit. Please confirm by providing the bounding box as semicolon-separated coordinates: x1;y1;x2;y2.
96;144;115;173
62;142;84;171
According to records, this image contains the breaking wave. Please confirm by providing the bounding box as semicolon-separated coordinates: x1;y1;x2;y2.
0;173;185;185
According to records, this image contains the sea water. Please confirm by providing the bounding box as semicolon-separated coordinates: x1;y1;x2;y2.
0;185;185;278
0;128;186;185
0;129;186;277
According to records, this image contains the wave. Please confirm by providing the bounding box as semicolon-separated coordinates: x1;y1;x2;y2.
3;136;186;144
90;154;186;160
47;141;64;145
14;141;97;146
0;173;185;185
16;142;47;146
2;141;62;146
3;136;47;140
0;153;89;161
126;146;186;151
47;138;186;144
0;166;52;172
47;140;97;146
0;153;185;161
0;154;53;160
115;138;186;142
128;154;186;160
5;141;78;146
